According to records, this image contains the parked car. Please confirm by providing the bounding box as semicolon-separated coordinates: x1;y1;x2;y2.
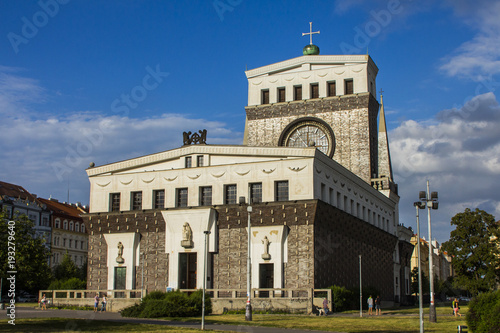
18;294;37;303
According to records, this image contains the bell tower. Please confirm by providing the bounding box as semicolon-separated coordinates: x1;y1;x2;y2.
243;29;380;183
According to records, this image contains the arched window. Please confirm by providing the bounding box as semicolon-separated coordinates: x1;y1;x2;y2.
55;219;60;229
63;220;68;230
81;224;85;233
69;221;74;231
75;222;79;232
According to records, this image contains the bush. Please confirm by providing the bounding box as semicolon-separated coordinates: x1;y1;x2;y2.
467;290;500;333
329;285;380;312
121;290;212;318
47;277;86;290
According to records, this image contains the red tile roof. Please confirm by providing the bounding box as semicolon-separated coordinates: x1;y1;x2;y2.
38;198;82;219
0;180;38;202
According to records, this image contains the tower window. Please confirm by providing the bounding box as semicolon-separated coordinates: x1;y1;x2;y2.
294;85;302;101
197;155;204;167
310;83;319;99
277;87;286;103
261;89;269;104
185;156;192;168
345;79;354;95
327;81;336;97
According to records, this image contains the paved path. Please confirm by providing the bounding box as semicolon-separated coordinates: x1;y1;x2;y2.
9;307;344;333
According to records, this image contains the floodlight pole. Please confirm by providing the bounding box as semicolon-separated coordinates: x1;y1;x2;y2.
414;203;424;333
426;180;437;323
359;255;362;318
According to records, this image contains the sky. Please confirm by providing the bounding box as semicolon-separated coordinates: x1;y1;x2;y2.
1;0;500;244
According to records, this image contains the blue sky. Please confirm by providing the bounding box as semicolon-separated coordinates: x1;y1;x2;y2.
1;0;500;244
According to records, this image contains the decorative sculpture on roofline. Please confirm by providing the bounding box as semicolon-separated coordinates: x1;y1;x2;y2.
183;129;207;145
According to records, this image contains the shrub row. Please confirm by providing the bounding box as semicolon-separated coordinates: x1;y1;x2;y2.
329;285;380;312
121;290;211;318
467;290;500;333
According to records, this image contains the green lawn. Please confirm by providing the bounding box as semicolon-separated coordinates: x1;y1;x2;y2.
0;304;468;333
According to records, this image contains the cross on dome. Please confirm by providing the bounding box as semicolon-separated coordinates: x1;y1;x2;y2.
302;22;320;45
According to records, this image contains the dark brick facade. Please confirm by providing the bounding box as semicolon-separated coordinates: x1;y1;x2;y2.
84;199;398;299
313;200;398;301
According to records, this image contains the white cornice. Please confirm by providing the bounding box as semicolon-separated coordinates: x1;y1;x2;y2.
246;55;378;79
86;145;317;177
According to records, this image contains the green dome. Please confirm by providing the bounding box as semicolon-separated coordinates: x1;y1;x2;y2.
303;44;320;55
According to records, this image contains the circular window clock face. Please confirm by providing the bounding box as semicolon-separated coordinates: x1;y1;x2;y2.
281;119;335;157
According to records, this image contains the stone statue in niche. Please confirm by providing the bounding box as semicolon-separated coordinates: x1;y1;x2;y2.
181;222;194;248
262;236;271;260
116;241;125;264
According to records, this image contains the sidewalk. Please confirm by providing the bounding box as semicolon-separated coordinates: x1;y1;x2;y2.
11;307;344;333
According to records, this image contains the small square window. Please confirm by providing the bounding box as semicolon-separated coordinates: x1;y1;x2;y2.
110;193;120;212
199;186;212;206
131;191;142;210
224;184;237;204
177;188;188;207
275;181;289;202
249;183;262;204
153;190;165;209
197;155;204;167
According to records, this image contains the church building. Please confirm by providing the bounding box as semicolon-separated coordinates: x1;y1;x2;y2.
83;35;412;306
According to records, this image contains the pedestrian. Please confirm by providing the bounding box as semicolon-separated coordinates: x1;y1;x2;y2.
375;295;381;315
41;294;47;310
94;293;99;313
453;298;462;317
367;295;373;315
322;298;329;315
100;295;107;312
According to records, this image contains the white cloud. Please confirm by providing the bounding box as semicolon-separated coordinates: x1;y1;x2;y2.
0;69;243;205
392;92;500;241
440;1;500;80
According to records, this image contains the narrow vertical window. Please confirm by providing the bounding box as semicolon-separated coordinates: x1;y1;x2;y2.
310;83;319;99
345;79;354;95
249;183;262;204
131;191;142;210
177;188;188;207
199;186;212;206
294;85;302;101
185;156;192;168
327;81;336;97
153;189;165;209
277;87;286;102
197;155;204;167
224;184;237;204
275;181;289;202
261;89;269;104
110;193;120;212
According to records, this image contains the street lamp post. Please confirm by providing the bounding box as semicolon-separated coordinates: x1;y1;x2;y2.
414;202;425;333
245;195;253;321
201;230;211;330
359;255;362;318
417;180;439;323
140;252;145;301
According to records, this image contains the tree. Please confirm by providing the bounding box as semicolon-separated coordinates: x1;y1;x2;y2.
0;210;52;295
442;208;500;295
410;267;429;295
50;252;87;290
53;252;79;281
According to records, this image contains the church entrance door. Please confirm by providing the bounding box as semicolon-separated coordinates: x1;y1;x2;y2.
114;267;126;298
179;253;197;289
259;263;274;297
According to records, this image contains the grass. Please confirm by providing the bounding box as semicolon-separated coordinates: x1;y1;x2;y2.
0;304;468;332
0;318;228;333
